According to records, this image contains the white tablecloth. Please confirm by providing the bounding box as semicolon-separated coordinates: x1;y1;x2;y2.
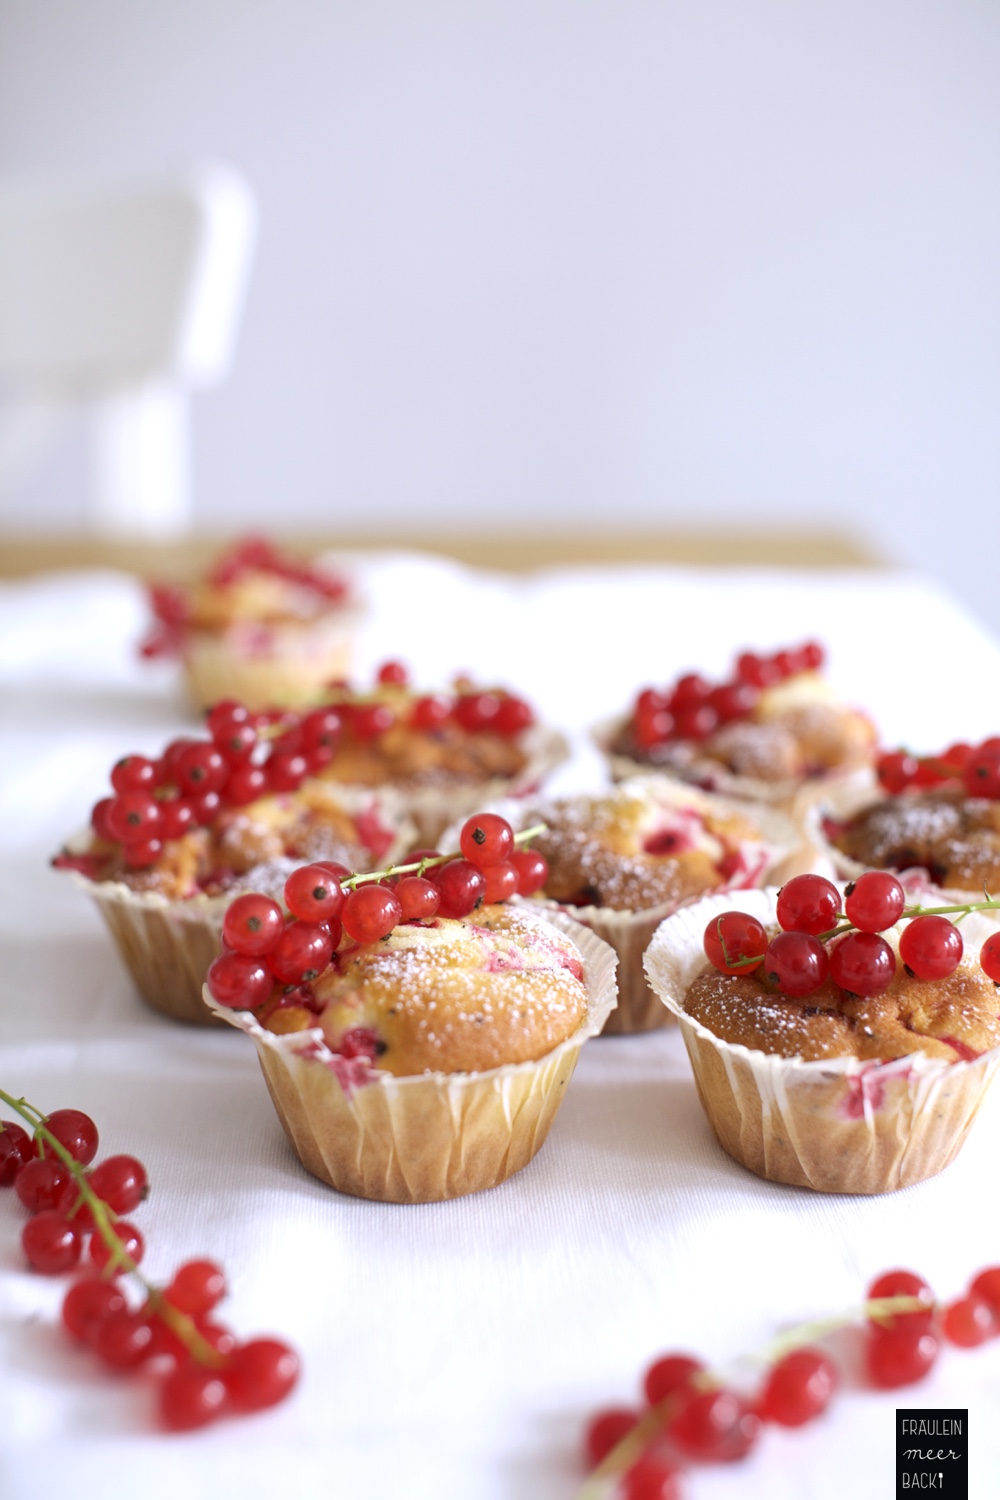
1;554;998;1500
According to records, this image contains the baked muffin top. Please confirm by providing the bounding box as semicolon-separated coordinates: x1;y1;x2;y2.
531;782;770;912
684;946;1000;1063
305;905;589;1076
828;791;1000;891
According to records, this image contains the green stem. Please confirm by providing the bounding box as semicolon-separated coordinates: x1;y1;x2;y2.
575;1294;930;1498
0;1087;222;1368
341;823;547;890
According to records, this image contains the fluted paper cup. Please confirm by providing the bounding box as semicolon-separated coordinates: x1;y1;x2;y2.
644;889;1000;1193
206;909;618;1202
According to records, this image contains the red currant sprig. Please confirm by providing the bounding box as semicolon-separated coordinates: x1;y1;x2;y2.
704;873;1000;1000
207;816;550;1012
629;640;825;751
579;1264;999;1498
876;736;1000;798
0;1088;299;1431
326;668;536;744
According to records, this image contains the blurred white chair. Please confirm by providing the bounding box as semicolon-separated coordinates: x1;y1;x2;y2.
0;163;256;536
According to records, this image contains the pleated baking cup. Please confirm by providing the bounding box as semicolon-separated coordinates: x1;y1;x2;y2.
327;722;571;847
205;909;618;1203
181;606;362;711
458;778;799;1035
63;789;415;1026
644;890;1000;1194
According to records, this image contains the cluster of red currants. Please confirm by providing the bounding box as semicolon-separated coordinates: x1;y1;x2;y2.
207;812;550;1015
143;535;349;655
703;872;1000;1000
1;1092;299;1431
629;641;825;751
328;661;537;740
582;1265;1000;1500
877;736;1000;800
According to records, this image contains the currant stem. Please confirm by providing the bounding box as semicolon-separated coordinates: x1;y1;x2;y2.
575;1294;931;1498
0;1087;222;1368
341;823;547;890
815;891;1000;946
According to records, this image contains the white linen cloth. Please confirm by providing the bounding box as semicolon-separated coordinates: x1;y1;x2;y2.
1;554;998;1500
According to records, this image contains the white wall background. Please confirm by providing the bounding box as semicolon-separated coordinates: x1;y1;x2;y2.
1;2;999;625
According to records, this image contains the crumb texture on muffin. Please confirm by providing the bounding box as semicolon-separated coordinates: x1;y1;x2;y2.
830;791;1000;890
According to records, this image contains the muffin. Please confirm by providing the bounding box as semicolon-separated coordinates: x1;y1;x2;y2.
600;641;876;808
140;535;360;709
315;664;569;844
644;889;1000;1193
207;903;618;1202
483;778;796;1034
54;720;412;1024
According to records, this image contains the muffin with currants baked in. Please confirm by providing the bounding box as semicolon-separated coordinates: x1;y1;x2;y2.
204;818;618;1202
313;662;569;843
53;701;411;1024
476;778;796;1034
644;875;1000;1193
140;535;361;710
601;641;877;808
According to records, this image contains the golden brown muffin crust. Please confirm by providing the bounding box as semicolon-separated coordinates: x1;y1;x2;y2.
832;792;1000;890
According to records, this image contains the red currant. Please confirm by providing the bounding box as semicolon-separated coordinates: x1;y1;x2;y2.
844;872;906;933
122;835;164;869
174;742;229;795
979;934;1000;984
867;1270;935;1333
159;1362;229;1430
91;797;117;841
899;916;963;980
866;1326;939;1388
776;874;841;935
0;1119;35;1184
453;692;501;732
395;876;440;921
22;1211;83;1274
62;1277;127;1342
222;894;285;957
284;865;345;923
376;660;408;686
110;755;157;794
92;1310;156;1369
941;1296;994;1347
352;703;396;741
459;813;515;868
89;1219;144;1272
166;1259;226;1316
342;886;403;943
158;797;197;839
970;1265;1000;1313
736;652;780;688
482;862;519;903
511;848;548;897
758;1347;837;1426
643;1353;703;1406
15;1156;71;1213
206;699;251;741
877;750;920;794
226;764;269;805
88;1154;149;1215
669;672;711;710
495;695;534;736
410;695;451;731
668;1387;761;1460
207;952;274;1010
223;1338;300;1412
430;859;487;918
583;1407;639;1468
268;922;334;984
673;703;718;741
635;706;674;749
107;791;162;844
828;931;896;996
709;681;760;724
43;1108;99;1165
963;744;1000;799
619;1449;681;1500
764;931;829;998
267;750;309;792
703;912;767;976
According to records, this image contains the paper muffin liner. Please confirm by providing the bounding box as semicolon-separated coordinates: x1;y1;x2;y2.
181;605;363;711
451;778;799;1035
205;908;618;1202
66;788;415;1026
644;889;1000;1193
328;722;571;847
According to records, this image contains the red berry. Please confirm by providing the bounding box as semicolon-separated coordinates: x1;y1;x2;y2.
222;893;285;957
166;1259;227;1316
758;1347;838;1426
338;1027;380;1059
495;695;535;736
969;1265;1000;1313
460;813;515;869
284;865;346;923
352;703;396;741
709;681;760;724
801;641;825;670
942;1296;994;1347
828;931;896;996
963;744;1000;799
158;796;197;839
619;1449;681;1500
877;750;920;795
776;874;841;936
430;859;487;918
174;742;229;795
159;1362;229;1431
223;1337;300;1412
866;1269;935;1333
669;672;711;710
267;750;309;792
43;1108;99;1165
225;764;268;805
206;699;250;740
482;861;519;903
342;886;403;944
643;1353;703;1407
92;1310;156;1369
189;789;222;826
15;1156;71;1213
110;755;157;794
395;876;440;921
899;915;963;981
673;703;718;741
452;692;501;733
22;1211;83;1274
844;872;906;933
91;797;118;841
62;1277;127;1342
207;952;274;1009
583;1407;639;1469
122;835;164;869
703;912;767;977
0;1120;36;1184
89;1219;144;1273
300;707;342;753
763;931;829;998
979;934;1000;984
866;1327;939;1388
410;695;451;732
511;848;548;896
635;706;674;749
736;652;780;689
668;1387;761;1460
88;1154;148;1215
106;791;162;844
268;921;334;984
376;660;408;686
